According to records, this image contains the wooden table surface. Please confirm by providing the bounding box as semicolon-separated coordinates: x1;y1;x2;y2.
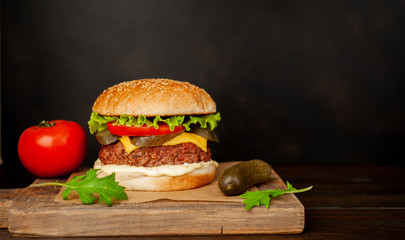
1;165;405;239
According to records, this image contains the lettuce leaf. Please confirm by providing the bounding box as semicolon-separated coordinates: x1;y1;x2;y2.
88;112;116;134
88;111;221;135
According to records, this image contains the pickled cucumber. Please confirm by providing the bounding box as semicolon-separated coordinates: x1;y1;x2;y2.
96;129;119;145
218;159;272;196
130;130;184;147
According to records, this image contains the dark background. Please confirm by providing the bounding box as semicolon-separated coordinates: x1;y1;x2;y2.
1;0;405;183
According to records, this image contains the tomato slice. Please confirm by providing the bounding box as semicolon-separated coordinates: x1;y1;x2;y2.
107;122;185;136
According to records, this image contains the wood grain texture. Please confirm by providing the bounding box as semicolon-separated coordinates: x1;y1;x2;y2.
0;189;20;228
2;166;405;239
6;165;305;237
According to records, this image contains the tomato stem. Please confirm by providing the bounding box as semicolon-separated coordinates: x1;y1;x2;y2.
38;120;56;128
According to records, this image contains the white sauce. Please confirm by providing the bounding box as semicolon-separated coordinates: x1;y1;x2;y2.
93;159;218;177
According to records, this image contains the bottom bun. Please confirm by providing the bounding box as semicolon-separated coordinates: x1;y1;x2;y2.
94;159;218;191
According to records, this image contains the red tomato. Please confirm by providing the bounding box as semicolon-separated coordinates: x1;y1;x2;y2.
107;122;185;136
18;120;87;178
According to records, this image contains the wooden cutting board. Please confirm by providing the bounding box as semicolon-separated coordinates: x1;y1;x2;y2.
4;163;305;237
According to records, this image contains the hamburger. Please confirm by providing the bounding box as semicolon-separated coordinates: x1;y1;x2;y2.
88;78;221;191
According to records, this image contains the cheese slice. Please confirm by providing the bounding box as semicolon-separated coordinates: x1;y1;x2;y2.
119;136;140;154
119;133;207;154
163;132;207;151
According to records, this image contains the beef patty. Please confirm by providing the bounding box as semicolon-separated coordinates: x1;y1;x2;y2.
98;141;211;167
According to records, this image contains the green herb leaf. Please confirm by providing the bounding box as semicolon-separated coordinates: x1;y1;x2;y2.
240;181;312;210
29;169;128;206
88;111;221;134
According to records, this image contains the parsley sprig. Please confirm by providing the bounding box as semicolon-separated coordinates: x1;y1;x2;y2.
240;181;312;210
29;169;128;206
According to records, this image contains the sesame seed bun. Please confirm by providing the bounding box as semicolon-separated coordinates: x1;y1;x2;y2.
92;78;217;117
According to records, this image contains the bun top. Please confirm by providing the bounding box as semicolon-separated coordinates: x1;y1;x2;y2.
92;78;217;116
